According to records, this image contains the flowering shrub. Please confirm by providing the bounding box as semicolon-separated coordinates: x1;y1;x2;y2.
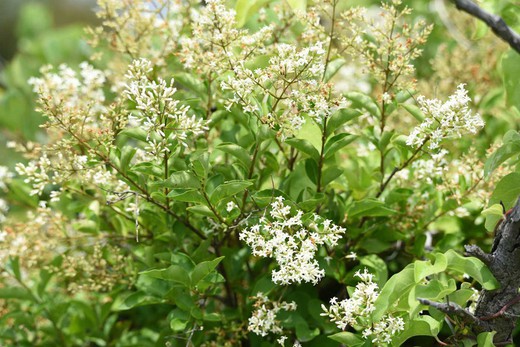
1;0;520;346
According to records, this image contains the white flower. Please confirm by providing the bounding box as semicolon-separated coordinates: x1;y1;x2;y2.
321;268;405;346
123;59;209;153
406;84;484;150
226;201;237;213
248;292;297;337
240;197;345;285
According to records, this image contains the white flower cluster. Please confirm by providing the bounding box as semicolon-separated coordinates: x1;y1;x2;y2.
406;149;448;185
321;269;405;346
124;58;209;155
406;84;485;150
90;0;182;65
28;62;107;130
180;0;243;74
239;196;345;285
223;42;347;139
340;0;432;93
248;292;297;338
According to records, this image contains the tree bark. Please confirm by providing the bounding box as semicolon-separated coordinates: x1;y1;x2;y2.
465;196;520;344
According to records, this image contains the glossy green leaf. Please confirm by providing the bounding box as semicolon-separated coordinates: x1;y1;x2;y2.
191;256;225;287
140;265;191;287
217;142;252;169
327;108;362;135
322;166;344;186
324;133;357;159
348;198;397;218
414;253;447;283
445;250;499;290
373;265;415;321
500;50;520;110
477;331;496;347
328;332;365;346
168;171;201;189
209;180;253;204
168;189;206;204
484;130;520;176
346;92;381;118
392;316;441;345
114;291;163;311
401;103;425;122
0;287;34;301
120;146;137;173
489;172;520;209
285;138;320;162
324;58;345;82
481;204;504;232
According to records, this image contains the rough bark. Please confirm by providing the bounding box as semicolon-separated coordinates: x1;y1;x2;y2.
464;196;520;344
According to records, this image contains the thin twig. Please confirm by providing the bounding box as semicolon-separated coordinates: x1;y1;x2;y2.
451;0;520;54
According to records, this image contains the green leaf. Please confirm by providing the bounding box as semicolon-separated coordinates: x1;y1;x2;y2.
324;133;357;159
170;317;188;332
287;0;306;11
217;142;252;169
168;189;206;204
348;198;397;218
401;103;425;122
209;180;253;204
285;138;320;162
477;331;496;347
305;158;319;185
328;332;365;346
373;265;415;321
114;291;163;310
168;171;201;189
445;250;499;290
324;58;345;82
8;179;38;208
119;127;148;142
120;146;137;173
235;0;256;27
414;253;447;283
346;92;381;118
481;204;504;232
191;256;225;287
140;265;191;287
187;205;215;217
327;109;362;135
392;316;442;345
0;287;34;301
173;72;206;97
489;172;520;209
500;50;520;110
484;130;520;176
322;166;344;186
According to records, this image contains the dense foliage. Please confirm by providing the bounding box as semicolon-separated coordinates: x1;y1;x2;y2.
1;0;520;346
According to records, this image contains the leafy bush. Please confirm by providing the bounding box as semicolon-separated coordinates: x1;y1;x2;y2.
1;0;520;346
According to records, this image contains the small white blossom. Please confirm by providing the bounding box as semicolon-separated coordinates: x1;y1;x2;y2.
406;84;484;149
248;292;297;337
124;59;209;154
240;197;345;285
321;268;404;346
226;201;237;213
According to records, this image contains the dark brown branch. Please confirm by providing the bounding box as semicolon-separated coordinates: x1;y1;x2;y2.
464;244;493;265
451;0;520;54
466;197;520;343
418;298;481;325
